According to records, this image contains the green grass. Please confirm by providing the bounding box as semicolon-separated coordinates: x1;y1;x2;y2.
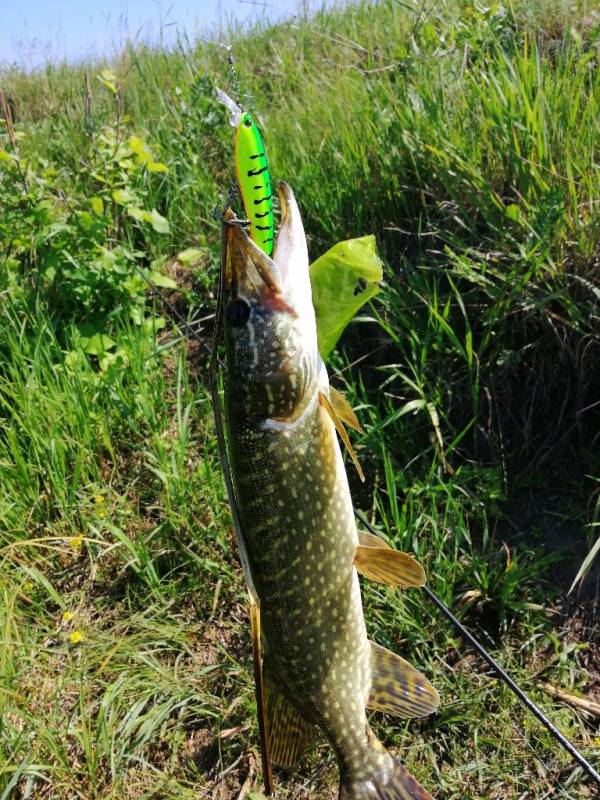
1;0;600;797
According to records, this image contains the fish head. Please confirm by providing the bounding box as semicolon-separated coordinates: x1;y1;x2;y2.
223;182;320;421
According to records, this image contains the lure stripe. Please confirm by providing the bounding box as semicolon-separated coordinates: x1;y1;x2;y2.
254;194;272;205
255;211;271;218
249;152;265;159
248;165;269;177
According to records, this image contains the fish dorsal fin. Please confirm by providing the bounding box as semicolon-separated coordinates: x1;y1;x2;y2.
249;600;274;794
368;640;440;718
329;386;363;433
358;529;391;549
354;545;425;588
263;663;316;768
319;391;365;482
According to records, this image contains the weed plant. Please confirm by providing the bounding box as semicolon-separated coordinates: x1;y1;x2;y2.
1;1;599;797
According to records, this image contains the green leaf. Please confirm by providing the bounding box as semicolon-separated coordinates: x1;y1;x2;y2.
78;210;94;230
99;348;128;373
84;333;116;356
309;235;383;360
130;306;144;325
128;136;146;156
143;316;166;336
148;270;177;289
126;206;169;233
129;136;161;167
422;22;438;45
505;203;521;221
118;158;136;171
148;209;170;234
64;349;87;370
126;205;147;222
569;533;600;594
177;247;204;266
19;565;64;608
90;196;104;214
112;189;137;205
97;69;118;94
398;398;427;416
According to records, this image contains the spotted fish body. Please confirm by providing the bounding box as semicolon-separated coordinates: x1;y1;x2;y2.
223;183;438;799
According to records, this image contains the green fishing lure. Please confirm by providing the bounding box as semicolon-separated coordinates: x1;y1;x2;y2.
217;88;274;256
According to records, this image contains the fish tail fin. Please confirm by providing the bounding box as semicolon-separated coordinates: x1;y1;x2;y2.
339;739;433;800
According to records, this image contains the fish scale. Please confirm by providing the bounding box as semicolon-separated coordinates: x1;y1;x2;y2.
223;182;439;800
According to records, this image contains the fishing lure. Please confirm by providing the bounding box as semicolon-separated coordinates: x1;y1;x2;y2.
217;87;275;256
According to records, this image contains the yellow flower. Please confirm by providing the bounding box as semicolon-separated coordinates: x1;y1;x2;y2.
62;610;74;622
96;509;107;518
70;535;84;550
94;494;105;504
69;630;84;644
22;581;33;592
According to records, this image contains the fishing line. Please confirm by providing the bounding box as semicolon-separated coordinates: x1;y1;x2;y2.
353;507;600;788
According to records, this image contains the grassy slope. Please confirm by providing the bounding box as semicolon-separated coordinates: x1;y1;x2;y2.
1;0;600;797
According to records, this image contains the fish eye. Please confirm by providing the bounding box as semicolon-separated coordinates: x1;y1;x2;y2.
226;298;251;327
243;116;253;128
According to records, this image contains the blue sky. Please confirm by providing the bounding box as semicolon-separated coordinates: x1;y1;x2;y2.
1;0;318;68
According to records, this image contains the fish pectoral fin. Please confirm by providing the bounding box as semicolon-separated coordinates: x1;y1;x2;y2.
319;391;365;482
354;545;425;588
358;529;391;549
329;386;363;433
263;666;316;769
368;640;440;718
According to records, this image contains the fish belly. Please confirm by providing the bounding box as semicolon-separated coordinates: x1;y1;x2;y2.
229;394;372;755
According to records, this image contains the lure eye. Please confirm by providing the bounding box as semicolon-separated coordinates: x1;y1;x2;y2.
226;298;251;327
243;117;253;128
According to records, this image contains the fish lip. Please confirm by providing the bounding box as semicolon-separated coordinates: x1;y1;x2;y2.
224;217;282;296
223;183;302;312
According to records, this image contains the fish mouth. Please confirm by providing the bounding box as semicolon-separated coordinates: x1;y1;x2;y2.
223;182;310;317
224;211;282;303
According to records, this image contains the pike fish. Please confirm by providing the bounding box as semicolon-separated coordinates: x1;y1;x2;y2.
222;182;439;799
